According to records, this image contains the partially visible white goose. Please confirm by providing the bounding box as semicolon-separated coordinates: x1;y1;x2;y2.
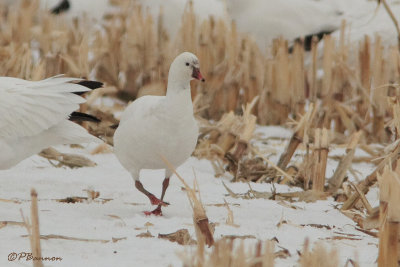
0;76;102;169
114;52;204;216
227;0;343;49
325;0;400;47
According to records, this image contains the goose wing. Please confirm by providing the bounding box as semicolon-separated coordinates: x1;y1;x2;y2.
0;75;93;139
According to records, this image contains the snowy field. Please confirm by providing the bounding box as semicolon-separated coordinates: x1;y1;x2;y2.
1;0;397;265
0;126;379;266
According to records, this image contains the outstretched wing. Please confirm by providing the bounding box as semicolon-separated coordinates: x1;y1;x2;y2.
0;76;95;139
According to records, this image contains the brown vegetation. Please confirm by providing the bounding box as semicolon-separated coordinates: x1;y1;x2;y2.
2;0;400;265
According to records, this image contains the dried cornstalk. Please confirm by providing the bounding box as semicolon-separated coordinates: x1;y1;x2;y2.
252;148;294;183
31;189;43;267
21;234;110;243
21;189;43;267
386;97;400;138
274;39;290;105
216;132;236;155
158;229;196;245
299;239;339;267
321;35;334;97
161;156;214;247
311;128;330;191
180;238;275;267
309;36;319;101
371;37;390;142
342;141;400;210
359;36;371;96
39;147;96;168
378;168;389;267
334;102;356;133
277;103;316;171
291;42;306;113
377;166;400;266
223;199;237;227
350;182;374;214
227;97;258;171
328;131;363;191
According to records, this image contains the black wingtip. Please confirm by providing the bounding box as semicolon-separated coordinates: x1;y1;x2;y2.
51;0;70;15
77;80;104;90
74;80;104;95
69;112;101;123
289;30;335;53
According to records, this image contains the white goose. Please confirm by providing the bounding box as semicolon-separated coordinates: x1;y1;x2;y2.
114;52;204;216
0;76;102;169
227;0;342;49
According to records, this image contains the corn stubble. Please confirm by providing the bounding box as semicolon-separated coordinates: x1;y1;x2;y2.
2;0;400;266
377;166;400;267
2;0;399;133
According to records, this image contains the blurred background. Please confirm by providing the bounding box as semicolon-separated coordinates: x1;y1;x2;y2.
0;0;399;144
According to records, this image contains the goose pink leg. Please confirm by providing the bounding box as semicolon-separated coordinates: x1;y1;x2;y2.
135;180;169;207
140;177;170;216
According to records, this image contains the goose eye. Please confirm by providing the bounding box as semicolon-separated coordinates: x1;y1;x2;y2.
185;62;190;66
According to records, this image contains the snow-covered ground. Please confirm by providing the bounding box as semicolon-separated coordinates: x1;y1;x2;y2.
0;126;379;266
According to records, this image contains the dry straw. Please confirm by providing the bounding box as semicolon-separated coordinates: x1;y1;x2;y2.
377;165;400;266
21;189;44;267
299;239;339;267
181;239;275;267
161;156;214;247
1;0;399;145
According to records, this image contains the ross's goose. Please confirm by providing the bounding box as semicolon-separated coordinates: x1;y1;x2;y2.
227;0;343;49
325;0;400;47
114;52;204;216
0;76;102;169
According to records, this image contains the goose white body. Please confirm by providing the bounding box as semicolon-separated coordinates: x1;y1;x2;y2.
114;92;198;179
113;52;202;215
114;53;200;180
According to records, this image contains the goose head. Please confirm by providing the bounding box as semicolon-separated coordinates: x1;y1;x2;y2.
168;52;205;85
